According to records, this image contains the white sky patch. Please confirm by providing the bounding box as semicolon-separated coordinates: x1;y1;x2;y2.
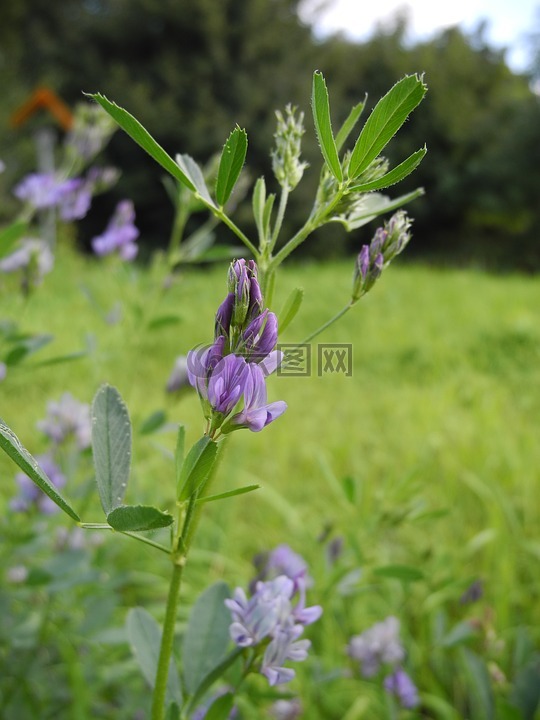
299;0;538;71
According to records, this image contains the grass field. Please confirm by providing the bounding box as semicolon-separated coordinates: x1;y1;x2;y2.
1;246;540;718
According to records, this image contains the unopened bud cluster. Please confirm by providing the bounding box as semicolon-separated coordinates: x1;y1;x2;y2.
352;211;412;303
271;105;308;191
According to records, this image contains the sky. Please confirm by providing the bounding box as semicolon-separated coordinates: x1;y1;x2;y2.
299;0;539;72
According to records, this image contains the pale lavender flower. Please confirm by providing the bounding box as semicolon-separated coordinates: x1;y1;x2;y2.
7;565;29;584
0;239;54;282
37;392;91;450
241;309;279;361
187;337;226;401
270;698;303;720
91;200;139;260
10;454;66;514
260;544;312;592
14;173;60;209
85;166;120;194
384;667;419;709
348;616;405;677
56;177;92;220
0;362;6;382
226;575;321;686
229;362;287;432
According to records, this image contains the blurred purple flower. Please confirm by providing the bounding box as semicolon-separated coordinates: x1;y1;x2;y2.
14;173;60;209
10;454;66;514
0;362;7;382
384;667;419;709
0;239;54;282
56;177;92;220
459;579;484;605
166;355;190;393
91;200;139;260
37;392;91;450
261;544;312;591
270;698;303;720
226;574;322;686
348;616;405;677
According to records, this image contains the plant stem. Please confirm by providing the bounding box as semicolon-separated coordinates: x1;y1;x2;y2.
268;186;289;252
300;302;352;344
214;208;258;257
151;559;185;720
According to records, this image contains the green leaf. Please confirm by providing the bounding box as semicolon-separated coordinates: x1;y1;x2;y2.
29;350;87;368
277;287;304;334
331;188;424;231
91;384;132;515
216;126;248;207
5;334;54;366
510;654;540;720
89;93;196;192
107;504;173;531
0;220;28;259
348;147;427;192
182;581;232;695
186;649;242;715
312;71;342;182
459;648;495;720
373;564;424;582
126;608;182;705
348;74;427;179
0;419;80;521
262;193;276;239
205;693;234;720
440;621;477;648
341;475;357;504
196;484;260;505
178;436;218;501
139;410;167;435
165;703;181;720
176;154;215;208
335;99;366;152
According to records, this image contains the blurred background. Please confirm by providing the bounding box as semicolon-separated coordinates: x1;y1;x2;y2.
1;0;539;269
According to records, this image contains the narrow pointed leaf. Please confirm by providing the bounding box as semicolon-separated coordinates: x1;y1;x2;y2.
330;188;424;231
335;99;367;151
373;564;424;582
312;71;342;182
186;648;243;714
178;436;218;501
196;484;260;505
91;384;131;515
348;74;427;179
0;419;80;521
262;194;275;239
139;410;167;435
459;648;495;720
349;147;427;193
89;93;195;191
252;177;267;243
176;154;215;208
277;287;304;334
165;703;181;720
183;581;232;695
216;127;248;207
127;607;182;705
107;504;173;531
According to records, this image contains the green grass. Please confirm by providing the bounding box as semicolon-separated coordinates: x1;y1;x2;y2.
2;246;540;718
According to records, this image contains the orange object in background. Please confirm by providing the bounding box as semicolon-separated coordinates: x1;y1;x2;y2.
10;86;73;131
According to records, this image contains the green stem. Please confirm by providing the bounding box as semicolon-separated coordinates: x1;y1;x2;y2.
300;302;353;345
213;208;258;257
151;560;185;720
167;201;189;262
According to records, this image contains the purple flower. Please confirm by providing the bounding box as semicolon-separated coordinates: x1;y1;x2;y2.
10;454;66;514
91;200;139;260
37;392;91;450
384;667;419;709
348;616;405;677
259;544;312;592
207;354;249;416
241;310;278;361
56;177;92;220
0;362;6;382
187;337;226;401
225;574;322;686
14;173;61;209
0;239;54;282
228;362;287;432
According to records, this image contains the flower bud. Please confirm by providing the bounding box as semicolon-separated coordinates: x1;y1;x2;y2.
271;105;308;191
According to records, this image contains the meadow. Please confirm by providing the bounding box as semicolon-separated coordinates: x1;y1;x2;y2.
1;245;539;718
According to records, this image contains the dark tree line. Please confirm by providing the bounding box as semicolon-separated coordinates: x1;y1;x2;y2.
1;0;539;268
